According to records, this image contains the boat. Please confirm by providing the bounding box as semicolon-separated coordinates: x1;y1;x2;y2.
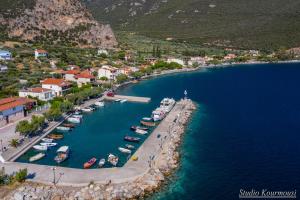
135;129;148;135
152;108;166;122
54;146;69;164
83;157;97;169
114;99;121;102
140;120;156;127
29;153;45;162
120;99;127;103
56;126;71;131
125;144;135;149
81;107;94;112
160;98;176;112
72;114;83;119
130;126;149;131
47;134;64;140
67;117;81;123
40;142;57;147
124;136;141;143
118;147;132;154
41;138;53;143
108;154;119;166
142;117;152;121
63;123;75;128
98;158;105;167
94;101;105;107
33;145;48;151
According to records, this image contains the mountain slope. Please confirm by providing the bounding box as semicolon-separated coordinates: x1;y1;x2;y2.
83;0;300;49
0;0;117;48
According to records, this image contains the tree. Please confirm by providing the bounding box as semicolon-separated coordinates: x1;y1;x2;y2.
14;168;27;182
130;71;144;79
116;74;129;84
100;76;109;81
9;139;19;148
60;100;74;113
16;120;33;136
44;108;62;121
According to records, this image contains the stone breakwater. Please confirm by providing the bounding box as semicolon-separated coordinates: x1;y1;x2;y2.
6;99;196;200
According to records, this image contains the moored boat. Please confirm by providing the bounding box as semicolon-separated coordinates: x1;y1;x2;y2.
94;101;105;107
130;126;149;131
33;145;48;151
125;144;135;149
62;123;75;128
114;99;121;102
98;158;105;167
120;99;127;103
72;114;83;119
142;117;152;121
67;117;81;124
118;147;132;154
83;157;97;169
47;134;64;140
40;142;57;147
135;129;148;135
56;126;71;131
29;153;45;162
152;108;166;122
54;146;69;163
108;154;119;166
160;98;176;112
124;136;141;143
81;107;94;112
41;138;53;143
140;120;156;127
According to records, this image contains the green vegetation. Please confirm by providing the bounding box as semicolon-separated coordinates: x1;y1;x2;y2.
9;139;19;148
15;115;45;136
116;74;129;84
0;167;28;186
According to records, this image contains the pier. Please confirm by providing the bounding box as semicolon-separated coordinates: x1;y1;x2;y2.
104;95;151;103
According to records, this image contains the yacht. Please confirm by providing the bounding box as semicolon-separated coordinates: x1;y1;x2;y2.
54;146;69;164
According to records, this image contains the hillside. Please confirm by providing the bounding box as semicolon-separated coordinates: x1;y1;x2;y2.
83;0;300;50
0;0;117;48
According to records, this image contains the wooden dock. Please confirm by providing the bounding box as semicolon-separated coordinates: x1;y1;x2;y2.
104;95;151;103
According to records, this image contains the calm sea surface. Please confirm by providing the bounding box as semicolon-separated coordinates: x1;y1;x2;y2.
18;63;300;199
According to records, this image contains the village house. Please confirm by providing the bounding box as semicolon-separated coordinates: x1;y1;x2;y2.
97;49;109;56
75;71;96;87
0;50;12;60
166;57;186;66
19;87;54;101
63;70;81;82
144;57;158;65
41;78;71;97
0;97;35;127
0;64;8;72
188;57;206;66
98;65;119;80
34;49;48;59
224;54;237;60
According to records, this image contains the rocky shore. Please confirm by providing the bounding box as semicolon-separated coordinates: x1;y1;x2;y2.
5;99;196;200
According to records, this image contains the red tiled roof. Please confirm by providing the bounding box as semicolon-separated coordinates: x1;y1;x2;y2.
0;97;35;112
42;78;70;87
75;72;95;79
65;70;80;75
0;97;16;106
36;49;48;54
24;87;52;93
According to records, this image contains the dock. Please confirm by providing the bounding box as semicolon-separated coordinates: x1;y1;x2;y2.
104;95;151;103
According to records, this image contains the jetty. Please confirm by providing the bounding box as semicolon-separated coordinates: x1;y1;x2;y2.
104;95;151;103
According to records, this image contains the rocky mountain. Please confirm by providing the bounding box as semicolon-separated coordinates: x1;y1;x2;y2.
0;0;117;48
83;0;300;49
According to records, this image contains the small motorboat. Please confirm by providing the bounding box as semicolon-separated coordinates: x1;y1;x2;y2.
74;111;82;115
108;154;119;166
84;157;97;169
98;158;105;167
29;153;45;162
56;126;71;131
142;117;152;121
140;120;156;127
72;114;83;119
94;101;105;107
62;123;75;128
124;136;140;143
120;99;127;103
114;99;121;102
54;146;69;163
130;126;149;131
33;145;48;151
67;117;81;123
47;134;64;140
118;147;132;154
135;129;148;135
40;142;57;147
125;144;135;149
41;138;53;143
81;107;93;112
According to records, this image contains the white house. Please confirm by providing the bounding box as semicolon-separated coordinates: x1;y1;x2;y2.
0;65;8;72
98;49;109;56
19;87;54;101
188;57;206;66
35;49;48;59
64;70;81;82
0;50;12;60
98;65;119;80
75;72;95;87
41;78;71;96
166;57;185;66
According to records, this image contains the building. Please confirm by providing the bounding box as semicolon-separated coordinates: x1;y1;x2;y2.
0;50;12;60
64;70;81;82
35;49;48;59
75;71;96;87
41;78;71;96
98;65;119;80
97;49;109;56
0;97;35;127
224;54;237;60
166;57;185;66
19;87;54;101
188;57;206;66
0;64;8;72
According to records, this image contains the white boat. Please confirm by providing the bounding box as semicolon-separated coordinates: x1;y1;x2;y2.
98;158;105;167
135;128;148;135
114;99;121;102
81;107;94;112
142;117;152;121
120;99;127;103
125;144;135;149
33;145;48;151
152;108;166;122
108;154;119;166
41;138;53;143
74;111;82;115
54;146;69;163
72;114;83;119
67;117;81;123
56;126;71;131
118;147;132;154
29;153;45;162
40;142;57;147
94;101;105;107
160;98;176;112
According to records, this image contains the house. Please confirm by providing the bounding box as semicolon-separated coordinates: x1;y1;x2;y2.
0;97;35;127
34;49;48;59
144;57;158;65
75;71;96;87
0;64;8;72
0;50;12;60
98;49;109;56
64;70;81;82
67;65;80;70
19;87;54;101
98;65;119;80
41;78;71;96
188;57;206;66
166;57;185;66
118;67;133;76
224;54;237;60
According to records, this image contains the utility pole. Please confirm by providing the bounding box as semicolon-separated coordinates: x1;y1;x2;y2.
52;167;57;186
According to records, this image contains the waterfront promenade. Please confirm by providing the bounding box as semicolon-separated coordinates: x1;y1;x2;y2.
0;100;189;186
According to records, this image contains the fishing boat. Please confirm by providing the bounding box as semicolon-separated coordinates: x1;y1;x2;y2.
56;126;71;131
130;126;149;131
118;147;132;154
135;129;148;135
41;138;53;143
94;101;105;107
125;144;135;149
140;120;156;127
108;154;119;166
63;123;75;128
54;146;69;164
72;114;83;118
33;145;48;151
81;107;94;112
124;136;141;143
83;157;97;169
67;117;81;123
29;153;45;162
142;117;152;121
120;99;127;103
98;158;105;167
47;134;64;140
40;142;57;147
